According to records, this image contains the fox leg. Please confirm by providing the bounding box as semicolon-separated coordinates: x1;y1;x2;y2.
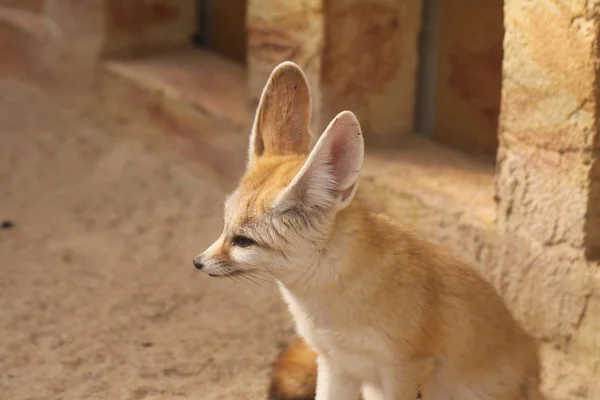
316;356;361;400
361;383;384;400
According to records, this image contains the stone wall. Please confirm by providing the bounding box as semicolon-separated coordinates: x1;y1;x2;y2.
39;0;105;86
0;0;41;12
0;0;48;76
495;0;600;397
102;0;196;57
5;0;197;86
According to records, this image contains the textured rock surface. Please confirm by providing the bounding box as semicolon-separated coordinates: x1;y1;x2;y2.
433;0;502;156
322;0;421;137
40;0;105;87
30;0;196;68
495;1;600;397
500;0;598;152
0;7;47;76
102;0;195;57
0;0;41;12
102;48;250;185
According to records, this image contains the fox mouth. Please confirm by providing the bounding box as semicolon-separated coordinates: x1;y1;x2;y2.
208;269;251;278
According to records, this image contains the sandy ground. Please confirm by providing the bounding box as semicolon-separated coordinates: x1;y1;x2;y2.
0;76;294;400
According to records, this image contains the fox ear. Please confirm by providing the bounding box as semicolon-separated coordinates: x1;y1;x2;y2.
248;62;312;166
275;111;364;213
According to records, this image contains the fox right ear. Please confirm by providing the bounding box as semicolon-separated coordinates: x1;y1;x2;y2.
274;111;364;213
248;62;312;167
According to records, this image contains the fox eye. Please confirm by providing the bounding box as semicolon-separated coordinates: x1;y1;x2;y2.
231;235;255;248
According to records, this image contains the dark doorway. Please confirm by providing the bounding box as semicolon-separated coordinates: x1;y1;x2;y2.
193;0;248;65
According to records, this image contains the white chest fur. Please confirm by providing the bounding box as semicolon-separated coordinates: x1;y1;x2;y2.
279;285;389;385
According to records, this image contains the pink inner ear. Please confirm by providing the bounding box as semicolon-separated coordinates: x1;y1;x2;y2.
327;117;357;186
340;182;357;202
280;111;362;209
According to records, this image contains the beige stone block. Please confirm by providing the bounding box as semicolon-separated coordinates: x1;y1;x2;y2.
495;144;589;248
247;0;421;137
43;0;104;37
501;0;599;152
0;0;41;12
493;143;600;348
433;0;502;157
0;13;39;76
102;0;196;57
540;343;597;400
569;270;600;371
491;238;593;344
39;0;105;87
322;0;422;137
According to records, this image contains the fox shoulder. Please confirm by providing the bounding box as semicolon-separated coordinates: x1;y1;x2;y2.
268;337;318;400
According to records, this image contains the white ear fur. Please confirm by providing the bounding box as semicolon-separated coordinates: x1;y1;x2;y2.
275;111;364;212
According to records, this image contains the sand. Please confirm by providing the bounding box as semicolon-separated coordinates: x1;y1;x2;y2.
0;76;294;400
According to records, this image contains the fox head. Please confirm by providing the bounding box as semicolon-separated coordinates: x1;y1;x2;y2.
193;62;364;285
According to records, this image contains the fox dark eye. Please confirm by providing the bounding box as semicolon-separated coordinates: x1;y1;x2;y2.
231;235;255;248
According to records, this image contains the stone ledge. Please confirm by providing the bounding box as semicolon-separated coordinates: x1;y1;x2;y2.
365;137;495;227
0;7;57;40
0;6;58;76
101;48;251;187
104;47;252;130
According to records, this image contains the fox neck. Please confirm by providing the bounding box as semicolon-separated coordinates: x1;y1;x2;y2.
279;198;376;298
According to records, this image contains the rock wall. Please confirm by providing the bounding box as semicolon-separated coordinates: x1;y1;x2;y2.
0;0;42;12
495;0;600;397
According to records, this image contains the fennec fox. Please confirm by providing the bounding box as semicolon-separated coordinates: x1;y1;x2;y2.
193;61;544;400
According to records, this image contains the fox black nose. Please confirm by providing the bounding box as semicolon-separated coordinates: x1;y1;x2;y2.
193;258;204;270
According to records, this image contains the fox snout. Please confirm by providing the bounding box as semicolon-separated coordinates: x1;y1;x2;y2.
192;237;227;275
192;256;204;270
192;251;227;277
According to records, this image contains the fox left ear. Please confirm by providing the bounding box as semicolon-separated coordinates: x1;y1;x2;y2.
275;111;364;213
248;62;313;167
